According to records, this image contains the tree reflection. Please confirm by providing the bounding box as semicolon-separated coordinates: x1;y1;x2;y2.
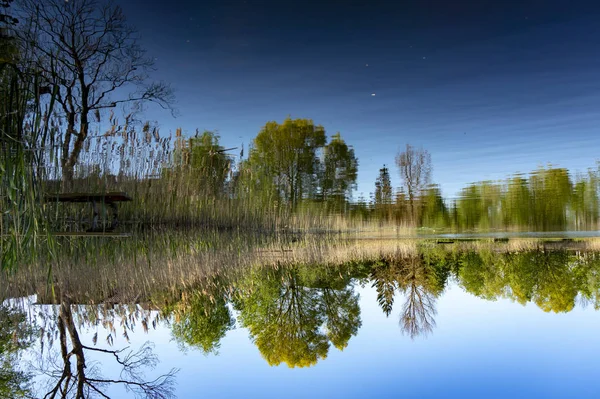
322;287;360;350
0;305;34;398
370;256;448;339
232;264;361;368
171;286;235;355
454;249;600;313
398;258;438;339
39;295;177;399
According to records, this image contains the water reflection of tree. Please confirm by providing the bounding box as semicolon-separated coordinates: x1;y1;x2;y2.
40;295;177;399
171;285;235;355
232;264;361;368
370;256;449;339
455;249;600;313
0;305;35;398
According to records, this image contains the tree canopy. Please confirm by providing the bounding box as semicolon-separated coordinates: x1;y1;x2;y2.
171;289;235;355
232;264;362;367
245;117;326;209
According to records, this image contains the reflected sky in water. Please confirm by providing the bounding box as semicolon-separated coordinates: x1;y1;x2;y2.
167;284;600;399
21;272;600;398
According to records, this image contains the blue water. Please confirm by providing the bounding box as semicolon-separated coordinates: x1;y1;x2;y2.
25;279;600;399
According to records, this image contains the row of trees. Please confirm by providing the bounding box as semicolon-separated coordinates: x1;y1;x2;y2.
168;247;600;368
5;0;600;232
170;119;359;212
2;0;432;226
3;246;593;395
455;167;599;230
368;164;600;231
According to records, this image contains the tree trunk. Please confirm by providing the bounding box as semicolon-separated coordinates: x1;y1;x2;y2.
60;295;87;398
61;111;76;190
61;105;89;190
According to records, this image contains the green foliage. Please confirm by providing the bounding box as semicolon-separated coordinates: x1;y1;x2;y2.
457;250;505;300
232;264;362;367
419;184;449;228
451;166;596;232
502;176;531;227
529;167;572;230
245;117;327;209
456;181;502;230
370;260;399;316
455;249;584;313
188;131;232;196
321;132;358;207
171;290;235;354
374;165;393;219
0;305;34;398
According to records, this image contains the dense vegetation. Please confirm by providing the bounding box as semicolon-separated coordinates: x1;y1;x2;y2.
5;239;600;374
3;0;600;274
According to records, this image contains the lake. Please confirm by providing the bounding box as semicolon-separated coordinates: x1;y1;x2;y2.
3;239;600;398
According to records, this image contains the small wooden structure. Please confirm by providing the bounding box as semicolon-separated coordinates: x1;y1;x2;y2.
44;191;132;235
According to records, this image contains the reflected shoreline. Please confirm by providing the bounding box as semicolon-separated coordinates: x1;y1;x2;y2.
4;243;600;393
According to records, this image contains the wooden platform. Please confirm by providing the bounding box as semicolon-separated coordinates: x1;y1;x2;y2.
45;191;132;234
44;192;132;203
52;232;132;237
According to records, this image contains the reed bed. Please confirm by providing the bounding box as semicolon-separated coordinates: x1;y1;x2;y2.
5;231;600;308
38;123;410;236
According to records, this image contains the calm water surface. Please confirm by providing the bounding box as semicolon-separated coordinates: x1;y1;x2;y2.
7;249;600;398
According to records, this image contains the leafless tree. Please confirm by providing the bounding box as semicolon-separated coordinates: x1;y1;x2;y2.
17;0;175;185
400;282;437;339
42;295;177;399
398;258;437;339
395;144;432;223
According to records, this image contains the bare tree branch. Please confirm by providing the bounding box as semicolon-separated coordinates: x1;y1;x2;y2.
40;297;178;399
16;0;175;185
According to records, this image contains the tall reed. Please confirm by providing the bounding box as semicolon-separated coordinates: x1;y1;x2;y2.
0;52;57;272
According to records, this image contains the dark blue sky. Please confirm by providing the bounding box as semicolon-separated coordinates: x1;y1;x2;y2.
120;0;600;198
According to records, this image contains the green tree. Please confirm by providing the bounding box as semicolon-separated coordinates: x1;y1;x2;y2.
233;264;361;367
322;287;361;350
502;175;531;228
233;267;328;367
188;130;232;197
456;181;502;230
246;117;326;209
0;306;34;399
456;250;506;300
374;165;393;219
577;253;600;310
370;260;400;317
320;132;358;210
570;170;599;229
456;249;580;313
518;251;577;313
420;184;449;228
171;290;235;354
529;167;572;230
